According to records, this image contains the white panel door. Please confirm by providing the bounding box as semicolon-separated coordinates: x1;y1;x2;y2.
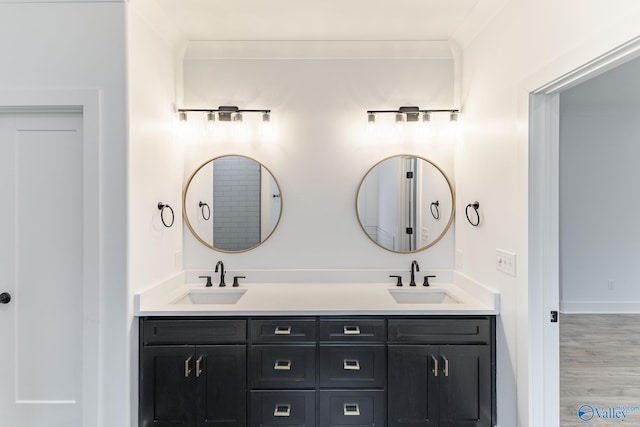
0;111;84;426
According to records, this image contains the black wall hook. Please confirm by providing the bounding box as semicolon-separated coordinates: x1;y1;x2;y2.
158;202;175;228
199;201;211;221
465;201;480;226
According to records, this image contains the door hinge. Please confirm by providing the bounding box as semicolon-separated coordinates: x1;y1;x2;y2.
406;171;414;179
405;227;413;235
550;311;558;323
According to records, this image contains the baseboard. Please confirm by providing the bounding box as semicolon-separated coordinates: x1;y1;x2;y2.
561;301;640;313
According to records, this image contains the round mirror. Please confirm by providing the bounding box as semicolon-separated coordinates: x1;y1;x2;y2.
356;155;455;253
183;155;282;252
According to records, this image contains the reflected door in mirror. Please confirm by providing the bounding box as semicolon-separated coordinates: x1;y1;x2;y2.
356;155;454;253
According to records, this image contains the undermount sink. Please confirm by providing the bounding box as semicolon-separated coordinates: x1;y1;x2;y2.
388;288;460;304
172;288;247;305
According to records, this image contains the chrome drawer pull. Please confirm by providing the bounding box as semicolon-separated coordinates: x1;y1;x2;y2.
274;360;292;371
196;355;204;378
274;404;291;417
343;325;361;335
431;355;438;377
343;359;361;371
344;403;360;416
274;326;292;335
184;355;193;378
442;355;449;377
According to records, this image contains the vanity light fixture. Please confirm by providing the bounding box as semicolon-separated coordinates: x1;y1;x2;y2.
366;106;460;123
177;105;272;122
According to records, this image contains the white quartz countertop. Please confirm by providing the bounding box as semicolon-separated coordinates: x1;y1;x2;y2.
135;275;499;316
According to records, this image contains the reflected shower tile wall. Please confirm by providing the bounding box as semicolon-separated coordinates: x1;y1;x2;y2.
213;156;261;251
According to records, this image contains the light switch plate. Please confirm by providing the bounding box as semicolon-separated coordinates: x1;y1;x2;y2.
496;249;516;276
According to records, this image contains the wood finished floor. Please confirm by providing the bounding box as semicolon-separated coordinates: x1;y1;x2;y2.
560;314;640;426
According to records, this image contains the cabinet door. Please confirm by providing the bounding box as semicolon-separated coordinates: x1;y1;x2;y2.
438;346;491;427
140;346;196;427
388;345;438;427
197;345;247;427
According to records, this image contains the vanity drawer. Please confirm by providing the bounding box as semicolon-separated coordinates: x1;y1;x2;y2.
319;319;385;342
142;318;246;345
251;345;316;389
250;390;315;427
251;319;317;343
319;390;385;427
388;317;490;344
319;345;386;389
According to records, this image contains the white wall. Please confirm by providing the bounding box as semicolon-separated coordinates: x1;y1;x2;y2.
0;2;128;426
560;56;640;313
181;41;457;273
127;2;185;291
455;2;640;426
126;0;185;424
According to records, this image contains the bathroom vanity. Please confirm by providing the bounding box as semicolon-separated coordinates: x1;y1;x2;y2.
137;278;498;427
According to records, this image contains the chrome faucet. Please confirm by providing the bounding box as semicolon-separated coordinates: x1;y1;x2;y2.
410;260;420;286
214;261;226;287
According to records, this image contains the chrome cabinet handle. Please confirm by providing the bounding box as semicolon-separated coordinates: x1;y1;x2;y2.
343;359;361;371
343;325;361;335
196;355;204;378
184;355;193;378
274;326;292;335
344;403;360;416
274;360;292;371
274;404;291;417
431;355;438;377
442;355;449;377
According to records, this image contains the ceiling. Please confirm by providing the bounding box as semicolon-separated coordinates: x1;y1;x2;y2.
154;0;502;43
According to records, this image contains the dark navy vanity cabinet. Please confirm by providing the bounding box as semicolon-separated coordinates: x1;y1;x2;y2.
140;319;247;427
139;316;495;427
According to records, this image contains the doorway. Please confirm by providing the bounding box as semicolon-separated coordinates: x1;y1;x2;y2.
529;38;640;427
557;55;640;426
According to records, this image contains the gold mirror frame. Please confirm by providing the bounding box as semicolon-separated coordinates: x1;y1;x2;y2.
355;154;455;253
183;154;283;253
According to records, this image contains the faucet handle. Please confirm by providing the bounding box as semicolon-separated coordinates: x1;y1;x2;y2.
232;276;245;287
198;275;213;287
423;275;437;287
389;275;403;287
